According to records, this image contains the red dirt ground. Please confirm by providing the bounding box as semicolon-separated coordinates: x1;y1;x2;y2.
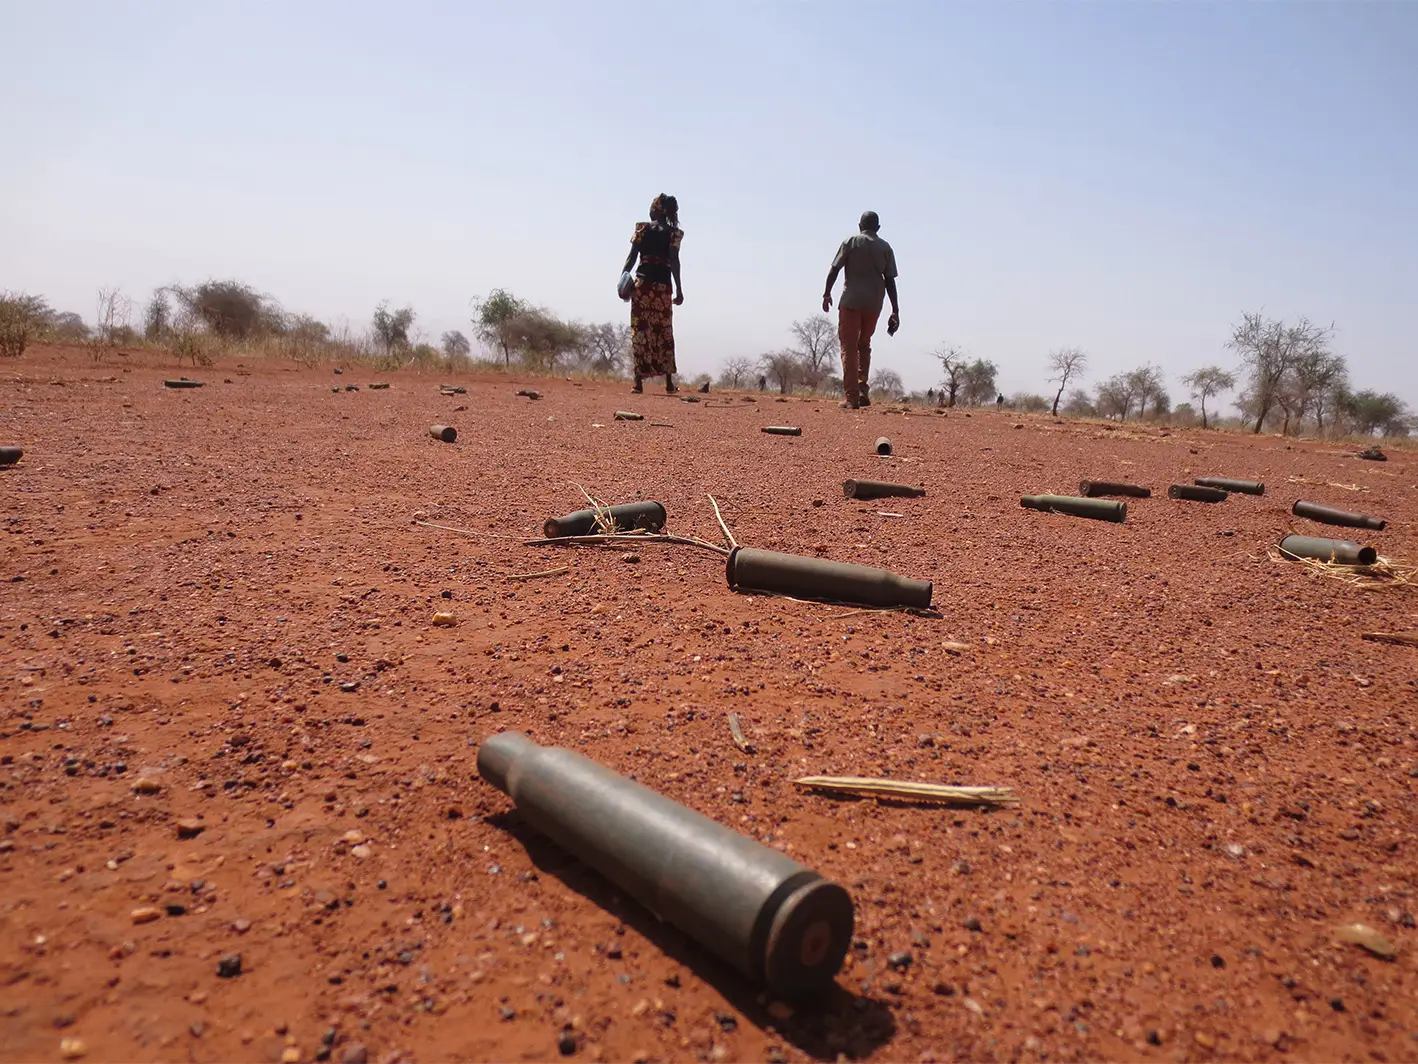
2;345;1416;1064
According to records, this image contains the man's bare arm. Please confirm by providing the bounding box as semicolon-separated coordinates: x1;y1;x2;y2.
885;277;900;335
822;246;846;312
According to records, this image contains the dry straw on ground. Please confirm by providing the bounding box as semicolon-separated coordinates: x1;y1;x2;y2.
1267;545;1416;592
794;775;1017;808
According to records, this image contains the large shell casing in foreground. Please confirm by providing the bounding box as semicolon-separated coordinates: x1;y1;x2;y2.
543;501;667;539
1168;484;1228;503
1078;480;1151;499
842;479;925;501
726;546;932;609
477;731;854;999
1020;494;1127;523
874;437;893;456
1195;477;1264;496
1278;534;1377;566
762;426;802;436
0;447;21;466
429;424;457;443
1291;500;1386;531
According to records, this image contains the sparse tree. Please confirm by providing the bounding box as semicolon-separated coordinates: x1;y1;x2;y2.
1062;388;1096;417
472;289;529;367
287;315;329;343
1010;393;1050;414
0;292;49;358
1180;366;1236;430
88;287;134;362
372;301;415;355
1095;373;1133;420
279;314;331;366
46;311;90;342
1228;311;1334;434
869;368;905;400
717;356;754;389
934;344;969;407
1336;389;1411;437
144;290;173;341
790;315;838;387
440;330;472;361
500;309;584;372
961;359;999;406
173;280;271;340
1046;347;1088;416
759;350;800;395
1284;349;1347;435
576;322;629;376
1125;364;1166;419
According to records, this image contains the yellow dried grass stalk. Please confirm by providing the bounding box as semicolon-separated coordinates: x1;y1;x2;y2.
1267;546;1416;592
793;775;1017;807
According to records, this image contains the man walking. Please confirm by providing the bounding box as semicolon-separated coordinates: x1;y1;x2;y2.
822;210;899;408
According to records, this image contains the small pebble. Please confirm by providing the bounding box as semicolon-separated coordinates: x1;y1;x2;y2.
132;778;161;795
130;906;162;925
431;612;457;627
557;1030;577;1056
217;953;243;978
963;916;982;932
232;919;252;934
1334;923;1397;960
621;553;641;564
341;1046;368;1064
175;819;205;840
887;950;913;970
282;1048;301;1064
59;1038;87;1060
350;845;372;860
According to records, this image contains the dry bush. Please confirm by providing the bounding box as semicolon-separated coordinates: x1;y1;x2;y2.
173;332;215;368
0;291;49;358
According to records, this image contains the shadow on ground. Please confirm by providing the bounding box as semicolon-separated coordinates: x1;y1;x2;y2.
488;811;897;1062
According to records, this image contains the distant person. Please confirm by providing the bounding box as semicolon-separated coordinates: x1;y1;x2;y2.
822;210;899;409
622;194;683;394
996;393;1005;410
758;375;767;392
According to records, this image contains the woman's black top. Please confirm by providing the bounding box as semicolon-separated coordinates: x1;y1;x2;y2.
633;221;682;286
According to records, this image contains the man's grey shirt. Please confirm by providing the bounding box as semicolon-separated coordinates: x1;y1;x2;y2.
832;232;898;313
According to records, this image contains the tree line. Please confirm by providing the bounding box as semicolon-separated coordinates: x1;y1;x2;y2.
0;282;632;376
4;284;1412;436
709;314;1004;404
720;309;1412;438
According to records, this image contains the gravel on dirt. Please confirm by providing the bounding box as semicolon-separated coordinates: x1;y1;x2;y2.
1;346;1415;1062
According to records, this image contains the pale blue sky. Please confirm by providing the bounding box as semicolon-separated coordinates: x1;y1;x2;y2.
2;1;1414;408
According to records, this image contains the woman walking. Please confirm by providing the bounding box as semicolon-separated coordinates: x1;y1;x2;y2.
622;194;683;393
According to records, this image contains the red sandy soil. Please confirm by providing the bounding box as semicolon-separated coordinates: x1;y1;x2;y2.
2;344;1416;1064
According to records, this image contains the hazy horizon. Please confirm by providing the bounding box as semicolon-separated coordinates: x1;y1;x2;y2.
2;1;1414;414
